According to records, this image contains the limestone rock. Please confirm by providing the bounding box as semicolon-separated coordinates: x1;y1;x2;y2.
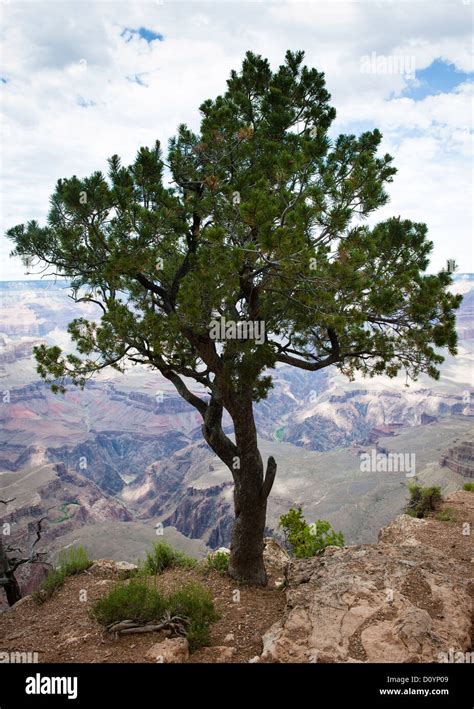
208;547;230;557
145;637;189;663
263;537;290;573
88;559;138;578
378;514;428;547
261;544;471;663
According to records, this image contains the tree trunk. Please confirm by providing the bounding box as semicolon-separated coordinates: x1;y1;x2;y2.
227;400;276;586
4;573;22;606
228;478;269;585
0;536;22;606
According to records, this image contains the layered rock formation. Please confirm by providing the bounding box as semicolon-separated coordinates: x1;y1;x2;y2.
440;440;474;478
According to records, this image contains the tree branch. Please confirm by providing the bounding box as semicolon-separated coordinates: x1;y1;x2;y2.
202;396;239;472
261;456;277;499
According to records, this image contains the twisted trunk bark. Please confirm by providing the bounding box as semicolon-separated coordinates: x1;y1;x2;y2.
227;400;276;586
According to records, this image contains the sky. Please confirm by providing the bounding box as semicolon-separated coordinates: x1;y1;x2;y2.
0;0;472;280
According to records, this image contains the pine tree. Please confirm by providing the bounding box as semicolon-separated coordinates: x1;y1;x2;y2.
7;51;461;584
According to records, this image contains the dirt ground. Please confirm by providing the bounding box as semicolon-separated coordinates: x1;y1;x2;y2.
0;563;286;664
414;490;473;569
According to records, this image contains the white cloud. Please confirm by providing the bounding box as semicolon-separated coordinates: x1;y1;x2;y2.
0;0;472;279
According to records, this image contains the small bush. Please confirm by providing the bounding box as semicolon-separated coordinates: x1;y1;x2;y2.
168;583;219;650
172;550;198;570
279;506;344;558
36;568;67;600
91;579;217;651
91;579;167;626
143;541;197;575
34;545;91;602
206;551;229;574
405;484;442;518
435;507;457;522
463;482;474;492
57;545;92;575
143;541;175;574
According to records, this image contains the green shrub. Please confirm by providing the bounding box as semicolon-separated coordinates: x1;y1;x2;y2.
143;541;175;574
405;483;442;518
435;507;457;522
463;482;474;492
172;550;198;569
206;550;229;574
168;583;219;650
91;579;217;651
36;567;67;600
143;541;197;575
91;578;167;626
34;545;91;602
279;506;344;558
57;545;92;575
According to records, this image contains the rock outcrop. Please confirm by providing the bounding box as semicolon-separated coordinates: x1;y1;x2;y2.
163;483;233;548
440;440;474;478
88;559;138;579
260;495;473;663
145;637;189;663
263;537;290;574
377;514;428;547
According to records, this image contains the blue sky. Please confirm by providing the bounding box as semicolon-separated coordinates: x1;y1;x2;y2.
0;0;472;279
402;58;474;101
122;27;164;43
